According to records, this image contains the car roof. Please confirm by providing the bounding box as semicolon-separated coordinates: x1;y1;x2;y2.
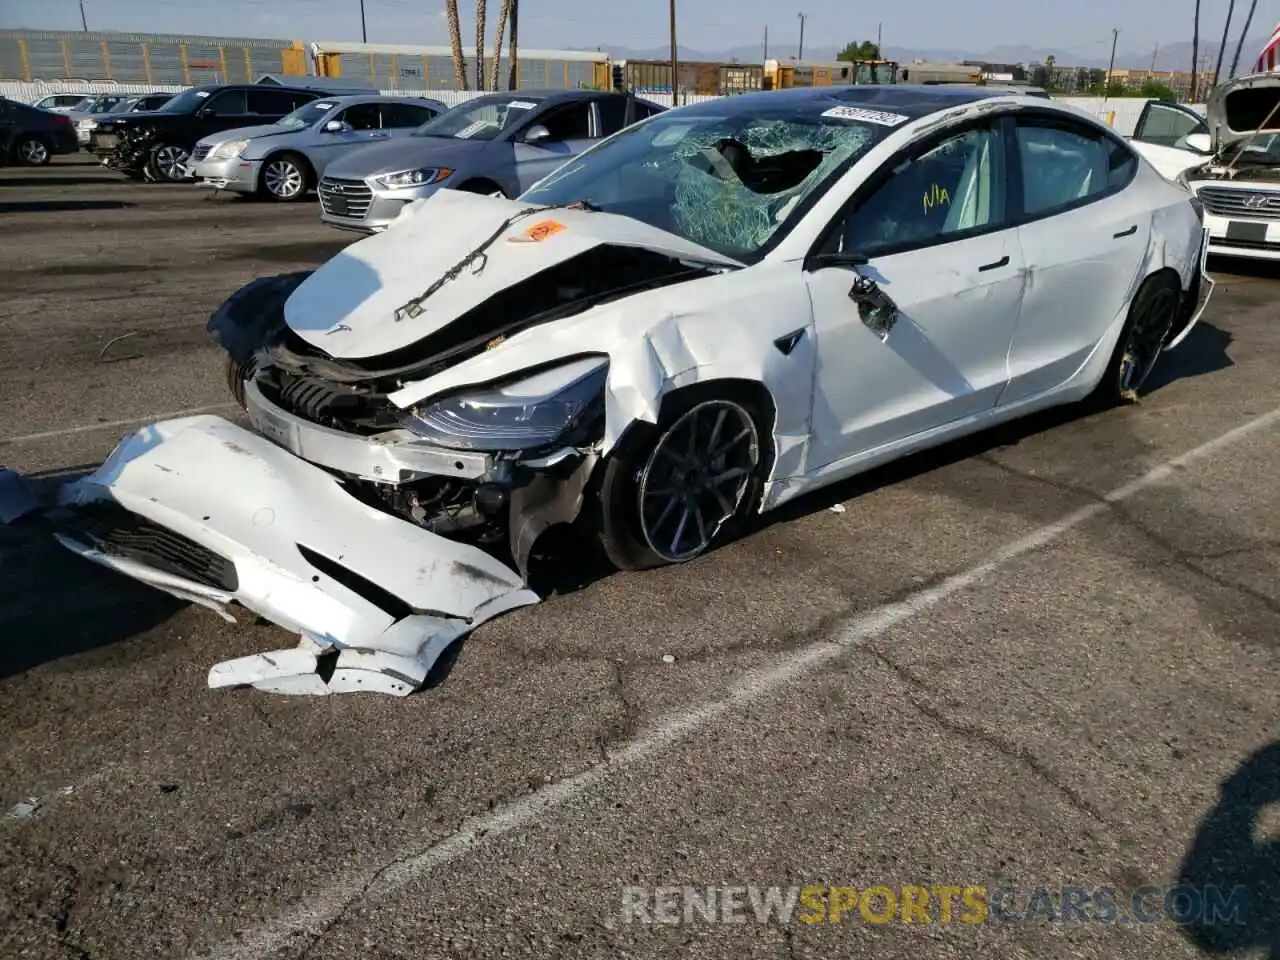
681;83;1003;118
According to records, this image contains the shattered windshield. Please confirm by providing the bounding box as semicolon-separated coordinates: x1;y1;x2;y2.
520;104;891;260
413;94;543;141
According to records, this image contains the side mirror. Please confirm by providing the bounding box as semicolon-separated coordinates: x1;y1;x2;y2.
323;119;350;133
1182;131;1212;154
523;124;552;144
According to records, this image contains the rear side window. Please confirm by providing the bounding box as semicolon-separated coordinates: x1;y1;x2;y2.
1015;118;1136;217
247;89;300;115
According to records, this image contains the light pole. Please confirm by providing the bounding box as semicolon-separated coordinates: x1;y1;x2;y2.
1104;27;1118;98
359;0;367;42
669;0;679;106
79;0;88;30
797;12;806;61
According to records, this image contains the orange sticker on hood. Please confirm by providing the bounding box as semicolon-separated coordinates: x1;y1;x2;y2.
509;219;565;243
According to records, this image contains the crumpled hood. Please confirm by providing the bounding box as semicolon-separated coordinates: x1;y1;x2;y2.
283;189;743;360
1208;72;1280;152
198;124;288;147
322;135;488;179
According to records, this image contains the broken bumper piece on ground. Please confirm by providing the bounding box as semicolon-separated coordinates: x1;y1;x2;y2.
41;415;540;696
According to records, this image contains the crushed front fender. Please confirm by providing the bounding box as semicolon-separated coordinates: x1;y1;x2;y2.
39;415;540;696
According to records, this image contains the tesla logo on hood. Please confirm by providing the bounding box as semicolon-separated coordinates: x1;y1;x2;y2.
508;219;565;243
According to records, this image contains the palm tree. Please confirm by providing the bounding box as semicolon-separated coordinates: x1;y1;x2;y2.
490;0;512;90
475;0;487;92
1214;0;1237;86
446;0;467;89
1230;0;1260;77
1190;0;1201;101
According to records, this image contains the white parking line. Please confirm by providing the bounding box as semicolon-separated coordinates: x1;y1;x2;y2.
208;405;1280;960
0;403;238;445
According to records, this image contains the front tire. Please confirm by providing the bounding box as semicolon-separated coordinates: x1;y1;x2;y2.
590;396;766;571
1090;271;1181;407
147;143;190;182
14;136;51;166
259;153;311;202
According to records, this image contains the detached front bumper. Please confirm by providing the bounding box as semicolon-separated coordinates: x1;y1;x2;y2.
189;156;261;194
44;416;540;695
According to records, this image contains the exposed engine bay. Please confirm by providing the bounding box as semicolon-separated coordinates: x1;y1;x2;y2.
213;222;721;575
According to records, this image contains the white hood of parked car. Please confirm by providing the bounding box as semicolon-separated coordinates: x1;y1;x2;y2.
1207;72;1280;152
283;189;743;360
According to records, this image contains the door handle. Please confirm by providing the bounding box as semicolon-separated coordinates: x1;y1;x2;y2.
1113;224;1138;238
977;255;1009;272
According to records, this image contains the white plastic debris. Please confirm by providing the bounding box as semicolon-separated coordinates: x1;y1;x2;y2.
662;654;677;664
828;503;847;514
6;798;41;820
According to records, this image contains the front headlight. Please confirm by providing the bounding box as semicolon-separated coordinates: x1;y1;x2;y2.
375;167;453;189
209;138;250;161
400;357;608;452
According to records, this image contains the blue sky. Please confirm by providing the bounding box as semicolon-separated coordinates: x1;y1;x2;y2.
2;0;1272;60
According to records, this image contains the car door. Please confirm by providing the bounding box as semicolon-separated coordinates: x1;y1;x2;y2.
195;89;257;139
511;100;597;193
310;101;388;170
1131;99;1208;149
803;117;1026;469
1000;113;1150;407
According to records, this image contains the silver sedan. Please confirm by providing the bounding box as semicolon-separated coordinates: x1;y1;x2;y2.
186;94;447;202
316;90;665;231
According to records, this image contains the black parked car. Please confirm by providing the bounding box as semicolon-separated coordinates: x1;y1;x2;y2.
88;81;376;182
0;96;79;166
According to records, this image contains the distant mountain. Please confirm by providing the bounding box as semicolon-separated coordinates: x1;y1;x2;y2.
594;35;1274;73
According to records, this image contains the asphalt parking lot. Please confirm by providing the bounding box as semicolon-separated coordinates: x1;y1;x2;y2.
2;156;1280;960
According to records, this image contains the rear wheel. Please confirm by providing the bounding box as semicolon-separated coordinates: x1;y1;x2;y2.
1091;271;1181;407
259;152;311;202
589;395;766;571
14;136;51;166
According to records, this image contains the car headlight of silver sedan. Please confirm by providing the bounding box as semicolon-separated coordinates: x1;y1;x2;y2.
209;138;250;161
375;166;453;189
400;357;608;452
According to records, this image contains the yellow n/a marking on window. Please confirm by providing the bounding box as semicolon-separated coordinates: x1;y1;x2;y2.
922;183;951;214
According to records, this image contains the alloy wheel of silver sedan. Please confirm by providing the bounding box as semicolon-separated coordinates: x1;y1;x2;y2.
637;400;760;563
150;144;190;182
16;137;50;165
262;156;308;201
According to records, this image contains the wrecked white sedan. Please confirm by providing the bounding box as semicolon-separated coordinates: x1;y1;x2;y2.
9;85;1214;695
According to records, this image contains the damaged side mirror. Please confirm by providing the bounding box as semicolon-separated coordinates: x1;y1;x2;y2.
847;274;900;341
804;251;900;340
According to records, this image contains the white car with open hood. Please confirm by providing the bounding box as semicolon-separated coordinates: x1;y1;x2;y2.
1;86;1215;696
1130;73;1280;260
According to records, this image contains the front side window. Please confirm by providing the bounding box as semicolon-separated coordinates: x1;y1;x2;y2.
204;90;248;116
247;89;299;115
1016;118;1136;217
379;103;437;128
534;102;592;141
413;94;543;141
522;106;890;260
834;123;1007;257
337;103;381;131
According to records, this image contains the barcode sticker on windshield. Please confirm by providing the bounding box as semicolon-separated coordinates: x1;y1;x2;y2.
314;102;335;110
508;100;537;109
821;106;910;126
